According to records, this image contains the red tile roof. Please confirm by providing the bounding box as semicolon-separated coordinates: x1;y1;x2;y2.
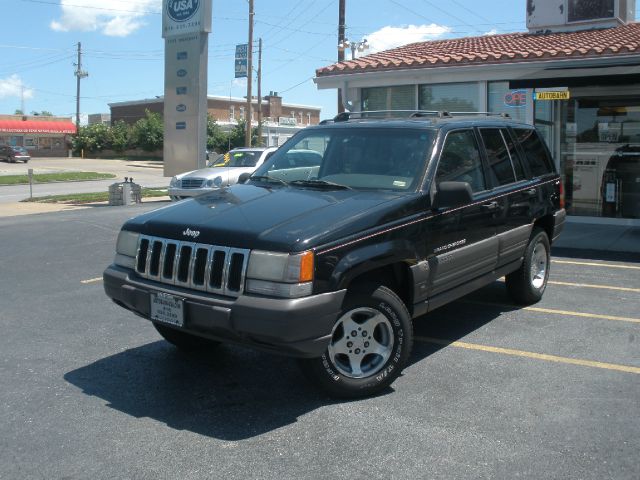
316;23;640;77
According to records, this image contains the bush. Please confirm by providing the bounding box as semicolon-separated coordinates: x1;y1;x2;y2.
132;110;164;152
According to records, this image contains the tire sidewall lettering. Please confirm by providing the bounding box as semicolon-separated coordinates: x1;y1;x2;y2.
322;299;405;386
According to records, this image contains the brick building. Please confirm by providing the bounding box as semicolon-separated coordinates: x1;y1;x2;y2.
109;93;321;147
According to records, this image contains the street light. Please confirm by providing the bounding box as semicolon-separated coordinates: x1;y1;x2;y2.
338;38;369;60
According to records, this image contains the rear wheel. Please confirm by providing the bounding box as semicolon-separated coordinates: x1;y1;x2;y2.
153;322;219;351
299;284;413;398
505;227;550;304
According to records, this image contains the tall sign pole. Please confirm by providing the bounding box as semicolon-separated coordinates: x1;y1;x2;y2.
162;0;212;177
337;0;345;114
257;37;262;146
74;42;88;133
245;0;254;147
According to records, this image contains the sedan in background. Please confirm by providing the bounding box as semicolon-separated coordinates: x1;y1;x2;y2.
0;145;30;163
168;147;277;201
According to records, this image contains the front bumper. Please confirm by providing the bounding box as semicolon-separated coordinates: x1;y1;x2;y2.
104;264;346;358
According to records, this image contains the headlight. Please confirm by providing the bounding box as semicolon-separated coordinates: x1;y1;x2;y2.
205;176;223;188
246;250;314;298
169;176;179;187
114;230;140;269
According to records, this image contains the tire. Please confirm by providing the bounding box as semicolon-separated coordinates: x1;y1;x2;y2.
299;284;413;398
505;227;551;305
153;322;219;351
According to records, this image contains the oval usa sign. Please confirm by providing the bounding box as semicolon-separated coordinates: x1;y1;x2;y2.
166;0;200;22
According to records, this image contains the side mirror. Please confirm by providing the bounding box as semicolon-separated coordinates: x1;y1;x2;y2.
238;172;251;184
432;181;473;210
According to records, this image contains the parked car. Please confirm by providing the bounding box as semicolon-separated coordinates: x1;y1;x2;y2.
104;111;565;398
0;145;30;163
168;147;276;200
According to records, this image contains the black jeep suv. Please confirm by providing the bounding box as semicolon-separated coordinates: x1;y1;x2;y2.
104;112;565;398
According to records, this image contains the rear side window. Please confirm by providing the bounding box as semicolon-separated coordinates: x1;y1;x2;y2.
479;128;523;186
513;128;554;177
436;130;486;193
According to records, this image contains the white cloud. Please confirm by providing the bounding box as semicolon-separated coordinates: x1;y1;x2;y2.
363;24;451;54
0;75;34;100
484;29;498;36
232;78;247;88
51;0;159;37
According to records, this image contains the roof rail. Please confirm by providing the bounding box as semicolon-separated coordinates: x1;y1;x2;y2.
319;110;511;124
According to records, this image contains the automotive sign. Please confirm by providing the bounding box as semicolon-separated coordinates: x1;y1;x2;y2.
235;44;248;78
166;0;200;22
534;91;570;101
162;0;211;38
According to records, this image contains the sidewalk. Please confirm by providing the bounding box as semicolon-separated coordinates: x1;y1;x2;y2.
553;219;640;255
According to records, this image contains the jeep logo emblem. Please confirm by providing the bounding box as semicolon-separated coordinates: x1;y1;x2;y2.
182;228;200;239
166;0;199;22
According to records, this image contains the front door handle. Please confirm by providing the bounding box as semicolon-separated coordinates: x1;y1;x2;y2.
525;188;537;197
482;201;499;211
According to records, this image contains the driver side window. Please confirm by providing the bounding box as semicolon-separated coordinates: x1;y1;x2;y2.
436;130;486;193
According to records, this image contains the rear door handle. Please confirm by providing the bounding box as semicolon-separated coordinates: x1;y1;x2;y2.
482;201;499;211
525;188;537;197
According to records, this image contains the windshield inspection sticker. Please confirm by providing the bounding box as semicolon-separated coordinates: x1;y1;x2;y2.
393;180;406;187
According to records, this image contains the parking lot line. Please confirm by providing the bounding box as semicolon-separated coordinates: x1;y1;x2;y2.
415;336;640;374
462;300;640;324
552;260;640;270
548;280;640;293
80;277;103;284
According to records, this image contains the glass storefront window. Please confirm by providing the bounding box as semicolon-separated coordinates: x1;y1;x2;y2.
560;97;640;219
361;85;415;114
419;82;479;113
487;81;527;123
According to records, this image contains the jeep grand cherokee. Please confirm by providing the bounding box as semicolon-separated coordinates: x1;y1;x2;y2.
104;111;565;398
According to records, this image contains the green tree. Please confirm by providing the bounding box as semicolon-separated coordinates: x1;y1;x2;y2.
228;120;260;150
14;109;23;115
206;115;228;153
109;120;132;153
132;110;163;152
31;110;53;116
71;123;111;154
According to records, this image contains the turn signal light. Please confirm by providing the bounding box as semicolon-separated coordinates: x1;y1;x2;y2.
298;251;314;283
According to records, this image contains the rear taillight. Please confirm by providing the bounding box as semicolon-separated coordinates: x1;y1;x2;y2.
559;180;565;209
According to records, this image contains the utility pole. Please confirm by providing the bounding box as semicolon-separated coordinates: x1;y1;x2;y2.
74;42;88;134
20;85;25;115
337;0;345;113
257;38;262;146
245;0;254;147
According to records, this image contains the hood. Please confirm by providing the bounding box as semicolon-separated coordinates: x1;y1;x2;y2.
124;184;421;252
177;166;255;183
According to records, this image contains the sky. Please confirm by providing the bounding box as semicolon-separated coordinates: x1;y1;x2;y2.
1;0;638;123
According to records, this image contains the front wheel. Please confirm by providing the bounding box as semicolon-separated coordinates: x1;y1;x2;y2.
299;284;413;398
505;227;551;304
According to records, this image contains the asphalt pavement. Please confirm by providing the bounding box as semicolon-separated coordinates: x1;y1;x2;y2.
0;204;638;479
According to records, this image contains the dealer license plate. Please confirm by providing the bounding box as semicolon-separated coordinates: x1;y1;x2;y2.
150;292;184;327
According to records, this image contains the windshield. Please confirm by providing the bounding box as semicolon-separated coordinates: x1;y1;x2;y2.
216;150;263;168
250;127;434;191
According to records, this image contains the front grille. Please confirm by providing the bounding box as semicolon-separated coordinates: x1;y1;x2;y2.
135;235;249;297
180;178;205;189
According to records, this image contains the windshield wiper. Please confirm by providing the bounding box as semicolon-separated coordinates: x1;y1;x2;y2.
249;175;288;186
289;179;352;190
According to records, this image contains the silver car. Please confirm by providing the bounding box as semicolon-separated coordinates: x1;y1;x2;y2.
168;147;277;200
